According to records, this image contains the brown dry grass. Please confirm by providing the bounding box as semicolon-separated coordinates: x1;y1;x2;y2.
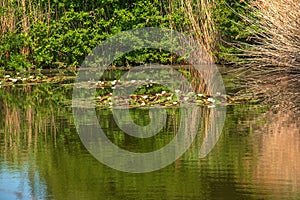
246;0;300;68
168;0;219;94
0;0;17;34
231;0;300;110
0;0;49;37
0;0;51;62
169;0;217;61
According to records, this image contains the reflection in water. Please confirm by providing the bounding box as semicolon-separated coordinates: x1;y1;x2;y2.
250;110;300;199
0;84;299;199
0;163;47;200
0;85;72;199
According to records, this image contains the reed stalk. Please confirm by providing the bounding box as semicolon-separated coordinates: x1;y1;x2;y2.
167;0;219;94
0;0;17;35
233;0;300;107
245;0;300;69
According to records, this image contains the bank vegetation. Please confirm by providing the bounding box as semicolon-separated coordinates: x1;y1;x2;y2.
0;0;299;108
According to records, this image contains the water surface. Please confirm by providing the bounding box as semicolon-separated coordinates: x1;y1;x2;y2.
0;81;299;200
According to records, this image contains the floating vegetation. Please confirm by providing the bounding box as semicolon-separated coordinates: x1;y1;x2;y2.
86;80;258;108
93;90;257;108
0;73;75;86
1;74;259;108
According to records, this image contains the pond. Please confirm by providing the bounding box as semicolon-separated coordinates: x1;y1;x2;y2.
0;70;299;200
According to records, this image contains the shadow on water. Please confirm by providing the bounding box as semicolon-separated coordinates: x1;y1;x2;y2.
0;80;299;199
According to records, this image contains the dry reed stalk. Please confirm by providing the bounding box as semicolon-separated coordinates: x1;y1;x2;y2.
0;0;51;34
21;0;30;56
21;0;29;33
168;0;218;94
1;0;51;62
226;0;300;110
0;0;17;36
178;0;217;60
246;0;300;69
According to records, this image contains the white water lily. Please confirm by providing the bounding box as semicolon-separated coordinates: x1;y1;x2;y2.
173;102;178;105
207;97;215;103
161;91;166;94
111;80;117;85
8;78;18;83
131;80;136;83
197;94;203;97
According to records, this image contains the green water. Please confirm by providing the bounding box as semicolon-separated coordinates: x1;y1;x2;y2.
0;82;299;200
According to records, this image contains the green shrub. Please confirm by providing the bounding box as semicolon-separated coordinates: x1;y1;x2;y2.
0;0;257;70
0;32;32;71
213;0;255;63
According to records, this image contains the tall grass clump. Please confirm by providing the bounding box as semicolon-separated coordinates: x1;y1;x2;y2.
234;0;300;109
0;0;51;70
168;0;217;61
167;0;219;94
246;0;300;68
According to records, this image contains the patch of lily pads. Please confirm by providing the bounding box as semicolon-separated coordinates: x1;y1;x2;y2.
0;74;258;108
0;74;75;87
91;79;258;108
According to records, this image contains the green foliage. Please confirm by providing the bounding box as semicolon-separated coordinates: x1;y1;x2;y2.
0;0;187;71
214;0;252;42
30;9;110;68
0;0;257;71
213;0;255;63
134;83;172;95
0;32;32;71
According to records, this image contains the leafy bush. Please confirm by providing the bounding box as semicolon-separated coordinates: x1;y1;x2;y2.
30;9;109;68
0;0;261;71
0;0;188;71
0;32;32;70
